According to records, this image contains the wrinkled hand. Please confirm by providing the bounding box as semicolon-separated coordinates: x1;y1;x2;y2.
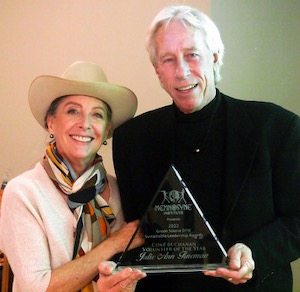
203;243;255;285
97;261;146;292
109;220;144;254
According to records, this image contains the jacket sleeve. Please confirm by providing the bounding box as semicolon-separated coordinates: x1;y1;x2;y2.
243;113;300;284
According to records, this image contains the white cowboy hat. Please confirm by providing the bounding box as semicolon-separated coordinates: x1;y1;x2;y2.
28;61;137;138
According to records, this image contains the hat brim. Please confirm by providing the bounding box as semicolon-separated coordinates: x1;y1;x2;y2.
28;75;137;138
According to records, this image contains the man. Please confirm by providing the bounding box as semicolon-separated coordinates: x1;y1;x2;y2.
113;5;300;291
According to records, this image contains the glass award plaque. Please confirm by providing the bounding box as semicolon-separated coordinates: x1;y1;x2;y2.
115;164;228;273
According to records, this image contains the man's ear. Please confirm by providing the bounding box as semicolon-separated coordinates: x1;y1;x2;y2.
213;53;219;64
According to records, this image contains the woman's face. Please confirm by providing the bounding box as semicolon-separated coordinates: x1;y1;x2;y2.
47;95;111;174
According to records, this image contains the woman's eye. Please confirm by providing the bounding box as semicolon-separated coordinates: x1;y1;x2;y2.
67;108;78;114
94;112;104;119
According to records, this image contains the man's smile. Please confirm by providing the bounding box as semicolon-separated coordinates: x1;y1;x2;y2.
176;83;198;91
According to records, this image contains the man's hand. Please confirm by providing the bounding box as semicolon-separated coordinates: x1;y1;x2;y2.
203;243;255;285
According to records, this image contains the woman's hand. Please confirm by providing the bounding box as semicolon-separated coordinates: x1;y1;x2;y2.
97;261;146;292
108;220;144;254
203;243;255;285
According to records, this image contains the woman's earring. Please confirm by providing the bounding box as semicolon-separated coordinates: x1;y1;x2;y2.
49;133;54;139
103;140;107;145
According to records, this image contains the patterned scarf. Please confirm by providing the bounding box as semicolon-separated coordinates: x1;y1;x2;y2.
41;143;116;291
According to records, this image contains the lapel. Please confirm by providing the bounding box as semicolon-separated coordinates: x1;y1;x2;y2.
223;96;259;222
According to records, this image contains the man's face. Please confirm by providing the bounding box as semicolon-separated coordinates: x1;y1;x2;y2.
154;21;217;114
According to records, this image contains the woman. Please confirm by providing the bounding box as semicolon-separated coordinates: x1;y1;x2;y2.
0;61;146;291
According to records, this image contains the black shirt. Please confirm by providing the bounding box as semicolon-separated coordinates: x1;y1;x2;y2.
173;95;226;237
136;96;231;292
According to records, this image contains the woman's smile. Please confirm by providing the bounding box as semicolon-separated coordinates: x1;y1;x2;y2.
71;135;93;143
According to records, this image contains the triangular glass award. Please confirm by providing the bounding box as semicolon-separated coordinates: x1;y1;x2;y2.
115;164;228;273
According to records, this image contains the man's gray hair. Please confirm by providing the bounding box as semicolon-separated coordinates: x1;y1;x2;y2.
146;5;225;84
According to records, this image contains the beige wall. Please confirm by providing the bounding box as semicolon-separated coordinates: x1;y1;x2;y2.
211;0;300;114
0;0;209;180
